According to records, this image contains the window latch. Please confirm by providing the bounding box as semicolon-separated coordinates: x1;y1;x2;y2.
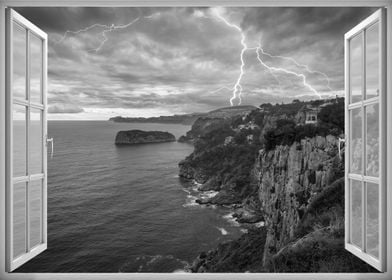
46;137;54;158
338;137;345;160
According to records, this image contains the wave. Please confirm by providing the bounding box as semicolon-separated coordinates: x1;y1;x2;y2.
200;190;219;200
173;269;188;273
182;194;202;208
216;227;228;235
182;182;218;208
222;212;240;227
254;221;265;228
182;188;191;195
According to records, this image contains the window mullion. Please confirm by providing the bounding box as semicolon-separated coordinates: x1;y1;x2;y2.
361;30;367;253
25;29;30;254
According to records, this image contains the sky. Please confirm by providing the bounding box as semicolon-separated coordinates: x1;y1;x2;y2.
15;7;376;120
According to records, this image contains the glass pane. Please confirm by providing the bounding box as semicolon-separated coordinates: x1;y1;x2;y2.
29;109;43;174
30;34;42;104
366;103;379;177
13;182;26;258
12;23;26;101
350;108;362;174
366;182;379;259
351;180;362;248
13;105;26;177
350;33;363;103
29;180;42;248
365;22;379;99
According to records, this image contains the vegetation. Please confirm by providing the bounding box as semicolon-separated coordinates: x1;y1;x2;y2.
194;123;235;151
263;98;344;150
318;98;345;131
266;228;377;272
182;97;376;273
190;228;267;272
266;178;377;273
187;143;259;198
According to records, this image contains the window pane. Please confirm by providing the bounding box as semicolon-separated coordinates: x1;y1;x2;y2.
12;23;26;101
30;34;42;104
366;103;379;177
365;22;379;99
350;108;362;174
350;33;363;104
29;180;42;249
366;182;379;259
13;105;26;177
29;109;43;174
351;180;362;248
13;182;26;258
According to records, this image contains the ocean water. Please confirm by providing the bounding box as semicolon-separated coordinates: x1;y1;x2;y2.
16;121;243;272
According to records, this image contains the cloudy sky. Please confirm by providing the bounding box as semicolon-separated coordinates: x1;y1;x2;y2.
16;7;375;120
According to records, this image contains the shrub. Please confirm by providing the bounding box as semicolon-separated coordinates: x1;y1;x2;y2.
231;115;245;127
194;124;234;151
318;99;344;132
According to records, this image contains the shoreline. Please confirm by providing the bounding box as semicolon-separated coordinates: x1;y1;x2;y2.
179;177;267;272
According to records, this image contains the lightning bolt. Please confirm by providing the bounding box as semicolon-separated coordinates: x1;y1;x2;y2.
209;86;233;94
212;8;246;106
55;13;161;52
55;23;109;45
256;45;322;99
56;8;331;104
211;7;327;104
258;48;333;92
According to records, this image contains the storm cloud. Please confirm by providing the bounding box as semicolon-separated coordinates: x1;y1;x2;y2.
15;7;376;120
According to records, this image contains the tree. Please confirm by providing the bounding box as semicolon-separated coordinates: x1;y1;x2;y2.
318;102;344;131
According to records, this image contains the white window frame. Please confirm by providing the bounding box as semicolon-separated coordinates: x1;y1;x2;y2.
344;9;386;271
0;0;392;280
5;9;48;272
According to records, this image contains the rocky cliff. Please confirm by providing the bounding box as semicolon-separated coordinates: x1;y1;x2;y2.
181;99;376;272
115;130;176;145
256;135;343;265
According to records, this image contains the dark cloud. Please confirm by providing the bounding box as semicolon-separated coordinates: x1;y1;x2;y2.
13;7;378;119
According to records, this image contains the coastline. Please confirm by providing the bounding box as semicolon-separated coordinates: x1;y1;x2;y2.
176;99;377;273
179;178;267;273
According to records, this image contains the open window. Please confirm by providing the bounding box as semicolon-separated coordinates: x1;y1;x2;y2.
5;9;48;271
0;3;390;278
344;8;386;271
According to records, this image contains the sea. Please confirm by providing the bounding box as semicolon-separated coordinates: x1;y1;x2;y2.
16;121;244;272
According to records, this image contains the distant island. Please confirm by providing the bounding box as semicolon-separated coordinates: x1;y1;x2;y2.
115;130;176;145
109;105;257;125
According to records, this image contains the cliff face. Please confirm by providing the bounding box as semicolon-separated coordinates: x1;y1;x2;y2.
255;135;342;264
115;130;176;145
183;99;376;272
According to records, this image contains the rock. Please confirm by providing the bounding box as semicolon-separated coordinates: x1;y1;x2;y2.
208;190;243;205
115;130;175;145
198;177;221;191
234;208;264;224
177;135;194;143
178;159;195;179
189;228;267;273
257;135;342;265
